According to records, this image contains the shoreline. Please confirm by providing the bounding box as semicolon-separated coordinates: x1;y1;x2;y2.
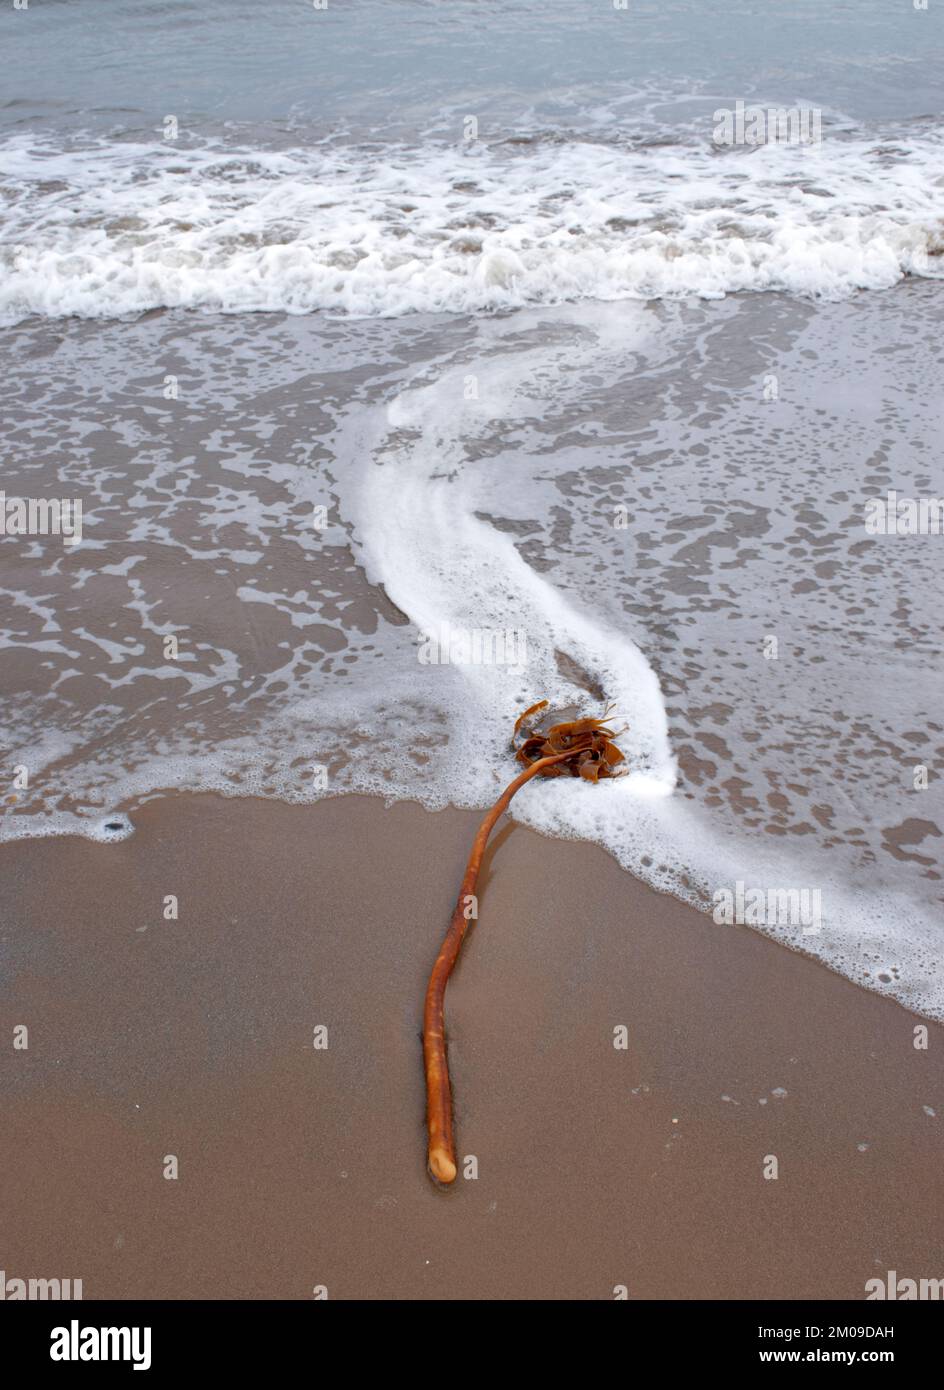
2;791;941;1299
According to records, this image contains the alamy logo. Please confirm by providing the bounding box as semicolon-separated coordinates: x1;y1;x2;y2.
0;491;83;545
712;880;822;935
866;1270;944;1300
864;491;944;536
417;623;527;667
50;1320;152;1371
713;100;822;147
1;1268;82;1300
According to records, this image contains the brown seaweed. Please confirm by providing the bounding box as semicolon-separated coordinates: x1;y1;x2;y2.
423;701;627;1184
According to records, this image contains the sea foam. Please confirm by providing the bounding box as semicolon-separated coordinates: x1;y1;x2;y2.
0;128;942;325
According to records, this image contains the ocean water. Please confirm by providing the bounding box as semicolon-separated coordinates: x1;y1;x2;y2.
1;2;943;1014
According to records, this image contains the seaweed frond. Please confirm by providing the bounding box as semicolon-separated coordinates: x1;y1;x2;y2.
513;700;627;783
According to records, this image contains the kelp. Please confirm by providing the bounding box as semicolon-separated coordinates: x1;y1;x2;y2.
423;701;627;1184
515;701;626;783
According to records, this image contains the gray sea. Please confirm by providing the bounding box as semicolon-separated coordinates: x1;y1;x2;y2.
1;1;943;1014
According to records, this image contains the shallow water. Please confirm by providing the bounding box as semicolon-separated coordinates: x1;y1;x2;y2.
1;0;943;1015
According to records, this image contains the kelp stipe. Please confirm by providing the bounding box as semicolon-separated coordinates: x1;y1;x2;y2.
423;702;627;1184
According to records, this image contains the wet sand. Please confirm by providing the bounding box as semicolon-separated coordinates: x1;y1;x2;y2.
1;791;942;1300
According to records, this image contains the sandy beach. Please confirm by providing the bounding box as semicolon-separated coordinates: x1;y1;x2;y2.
2;0;943;1323
2;791;941;1300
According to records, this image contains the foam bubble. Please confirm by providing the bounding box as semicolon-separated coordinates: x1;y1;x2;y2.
93;814;135;843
